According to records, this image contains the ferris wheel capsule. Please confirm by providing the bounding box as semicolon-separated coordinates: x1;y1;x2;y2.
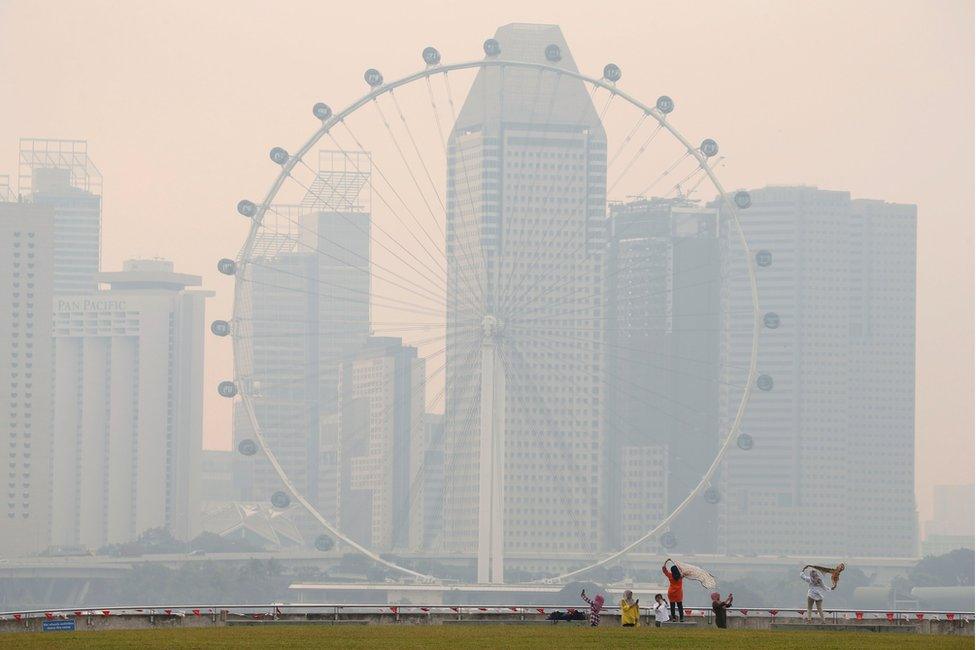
270;491;291;509
734;190;752;209
656;95;674;114
237;199;257;218
603;63;622;82
700;139;719;157
314;534;335;552
312;102;333;121
764;312;781;329
269;147;289;165
757;374;774;391
483;38;501;57
210;320;231;337
422;46;441;66
703;486;721;504
237;438;258;456
217;381;237;398
545;44;562;62
364;68;384;87
217;258;237;275
737;433;755;450
755;250;773;267
660;532;677;549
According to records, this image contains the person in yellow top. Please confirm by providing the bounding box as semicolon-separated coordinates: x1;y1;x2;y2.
619;590;641;627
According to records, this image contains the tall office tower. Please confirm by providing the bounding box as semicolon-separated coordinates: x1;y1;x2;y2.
234;153;371;521
717;186;917;557
605;198;721;552
922;485;975;555
419;413;445;550
336;337;425;551
19;139;102;294
50;260;210;547
443;23;607;556
0;202;54;556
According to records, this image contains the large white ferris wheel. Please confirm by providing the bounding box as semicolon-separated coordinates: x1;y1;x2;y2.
214;28;765;585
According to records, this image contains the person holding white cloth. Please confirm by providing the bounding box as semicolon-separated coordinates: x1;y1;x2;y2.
800;567;832;622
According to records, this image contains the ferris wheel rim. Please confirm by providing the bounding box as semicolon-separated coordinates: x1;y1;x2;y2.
227;54;761;584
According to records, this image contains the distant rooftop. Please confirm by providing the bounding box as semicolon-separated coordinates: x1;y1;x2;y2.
96;258;202;292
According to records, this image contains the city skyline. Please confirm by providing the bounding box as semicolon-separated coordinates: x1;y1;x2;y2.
1;1;969;526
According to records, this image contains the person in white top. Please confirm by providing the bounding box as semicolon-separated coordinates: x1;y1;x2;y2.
800;568;832;622
652;593;671;627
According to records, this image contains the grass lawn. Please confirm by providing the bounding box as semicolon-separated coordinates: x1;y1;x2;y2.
6;625;972;649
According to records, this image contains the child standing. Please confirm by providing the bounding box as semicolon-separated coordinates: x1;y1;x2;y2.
662;559;684;621
580;589;605;627
619;590;640;627
652;594;670;627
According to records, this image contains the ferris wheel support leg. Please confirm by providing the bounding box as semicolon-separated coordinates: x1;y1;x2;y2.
477;333;505;584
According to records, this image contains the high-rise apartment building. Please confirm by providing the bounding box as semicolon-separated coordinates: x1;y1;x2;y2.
717;186;917;557
0;202;54;556
443;23;607;555
19;139;102;294
336;337;425;551
605;198;721;552
50;259;210;547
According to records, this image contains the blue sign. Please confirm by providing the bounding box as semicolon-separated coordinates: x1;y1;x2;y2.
43;619;76;632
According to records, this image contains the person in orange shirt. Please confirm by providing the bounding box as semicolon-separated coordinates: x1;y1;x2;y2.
662;559;684;622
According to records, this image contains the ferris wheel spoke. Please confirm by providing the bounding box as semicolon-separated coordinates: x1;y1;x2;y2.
247;236;445;311
507;327;748;390
285;163;447;289
607;123;663;195
292;156;449;287
607;111;648;169
389;88;447;214
510;261;751;328
328;126;449;275
257;205;446;307
637;150;691;197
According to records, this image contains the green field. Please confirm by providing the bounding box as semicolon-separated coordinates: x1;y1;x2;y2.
5;626;972;649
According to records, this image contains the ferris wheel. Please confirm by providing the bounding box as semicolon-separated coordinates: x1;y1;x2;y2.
214;29;764;585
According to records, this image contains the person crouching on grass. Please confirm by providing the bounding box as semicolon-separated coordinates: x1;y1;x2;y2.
710;591;733;628
619;590;640;627
580;589;604;627
652;594;670;627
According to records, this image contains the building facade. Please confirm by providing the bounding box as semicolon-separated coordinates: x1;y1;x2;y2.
717;186;917;557
50;259;210;548
19;139;102;294
443;23;608;557
233;206;371;521
0;202;55;556
336;337;425;551
605;198;721;552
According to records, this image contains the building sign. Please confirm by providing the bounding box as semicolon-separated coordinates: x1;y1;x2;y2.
42;619;76;631
55;298;127;313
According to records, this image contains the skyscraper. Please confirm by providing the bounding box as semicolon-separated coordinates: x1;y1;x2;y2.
605;198;721;552
234;154;371;525
50;259;211;547
19;139;102;294
717;186;917;557
336;337;425;551
0;201;54;556
443;23;607;558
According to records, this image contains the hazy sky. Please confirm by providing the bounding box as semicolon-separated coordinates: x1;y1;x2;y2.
0;0;971;522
